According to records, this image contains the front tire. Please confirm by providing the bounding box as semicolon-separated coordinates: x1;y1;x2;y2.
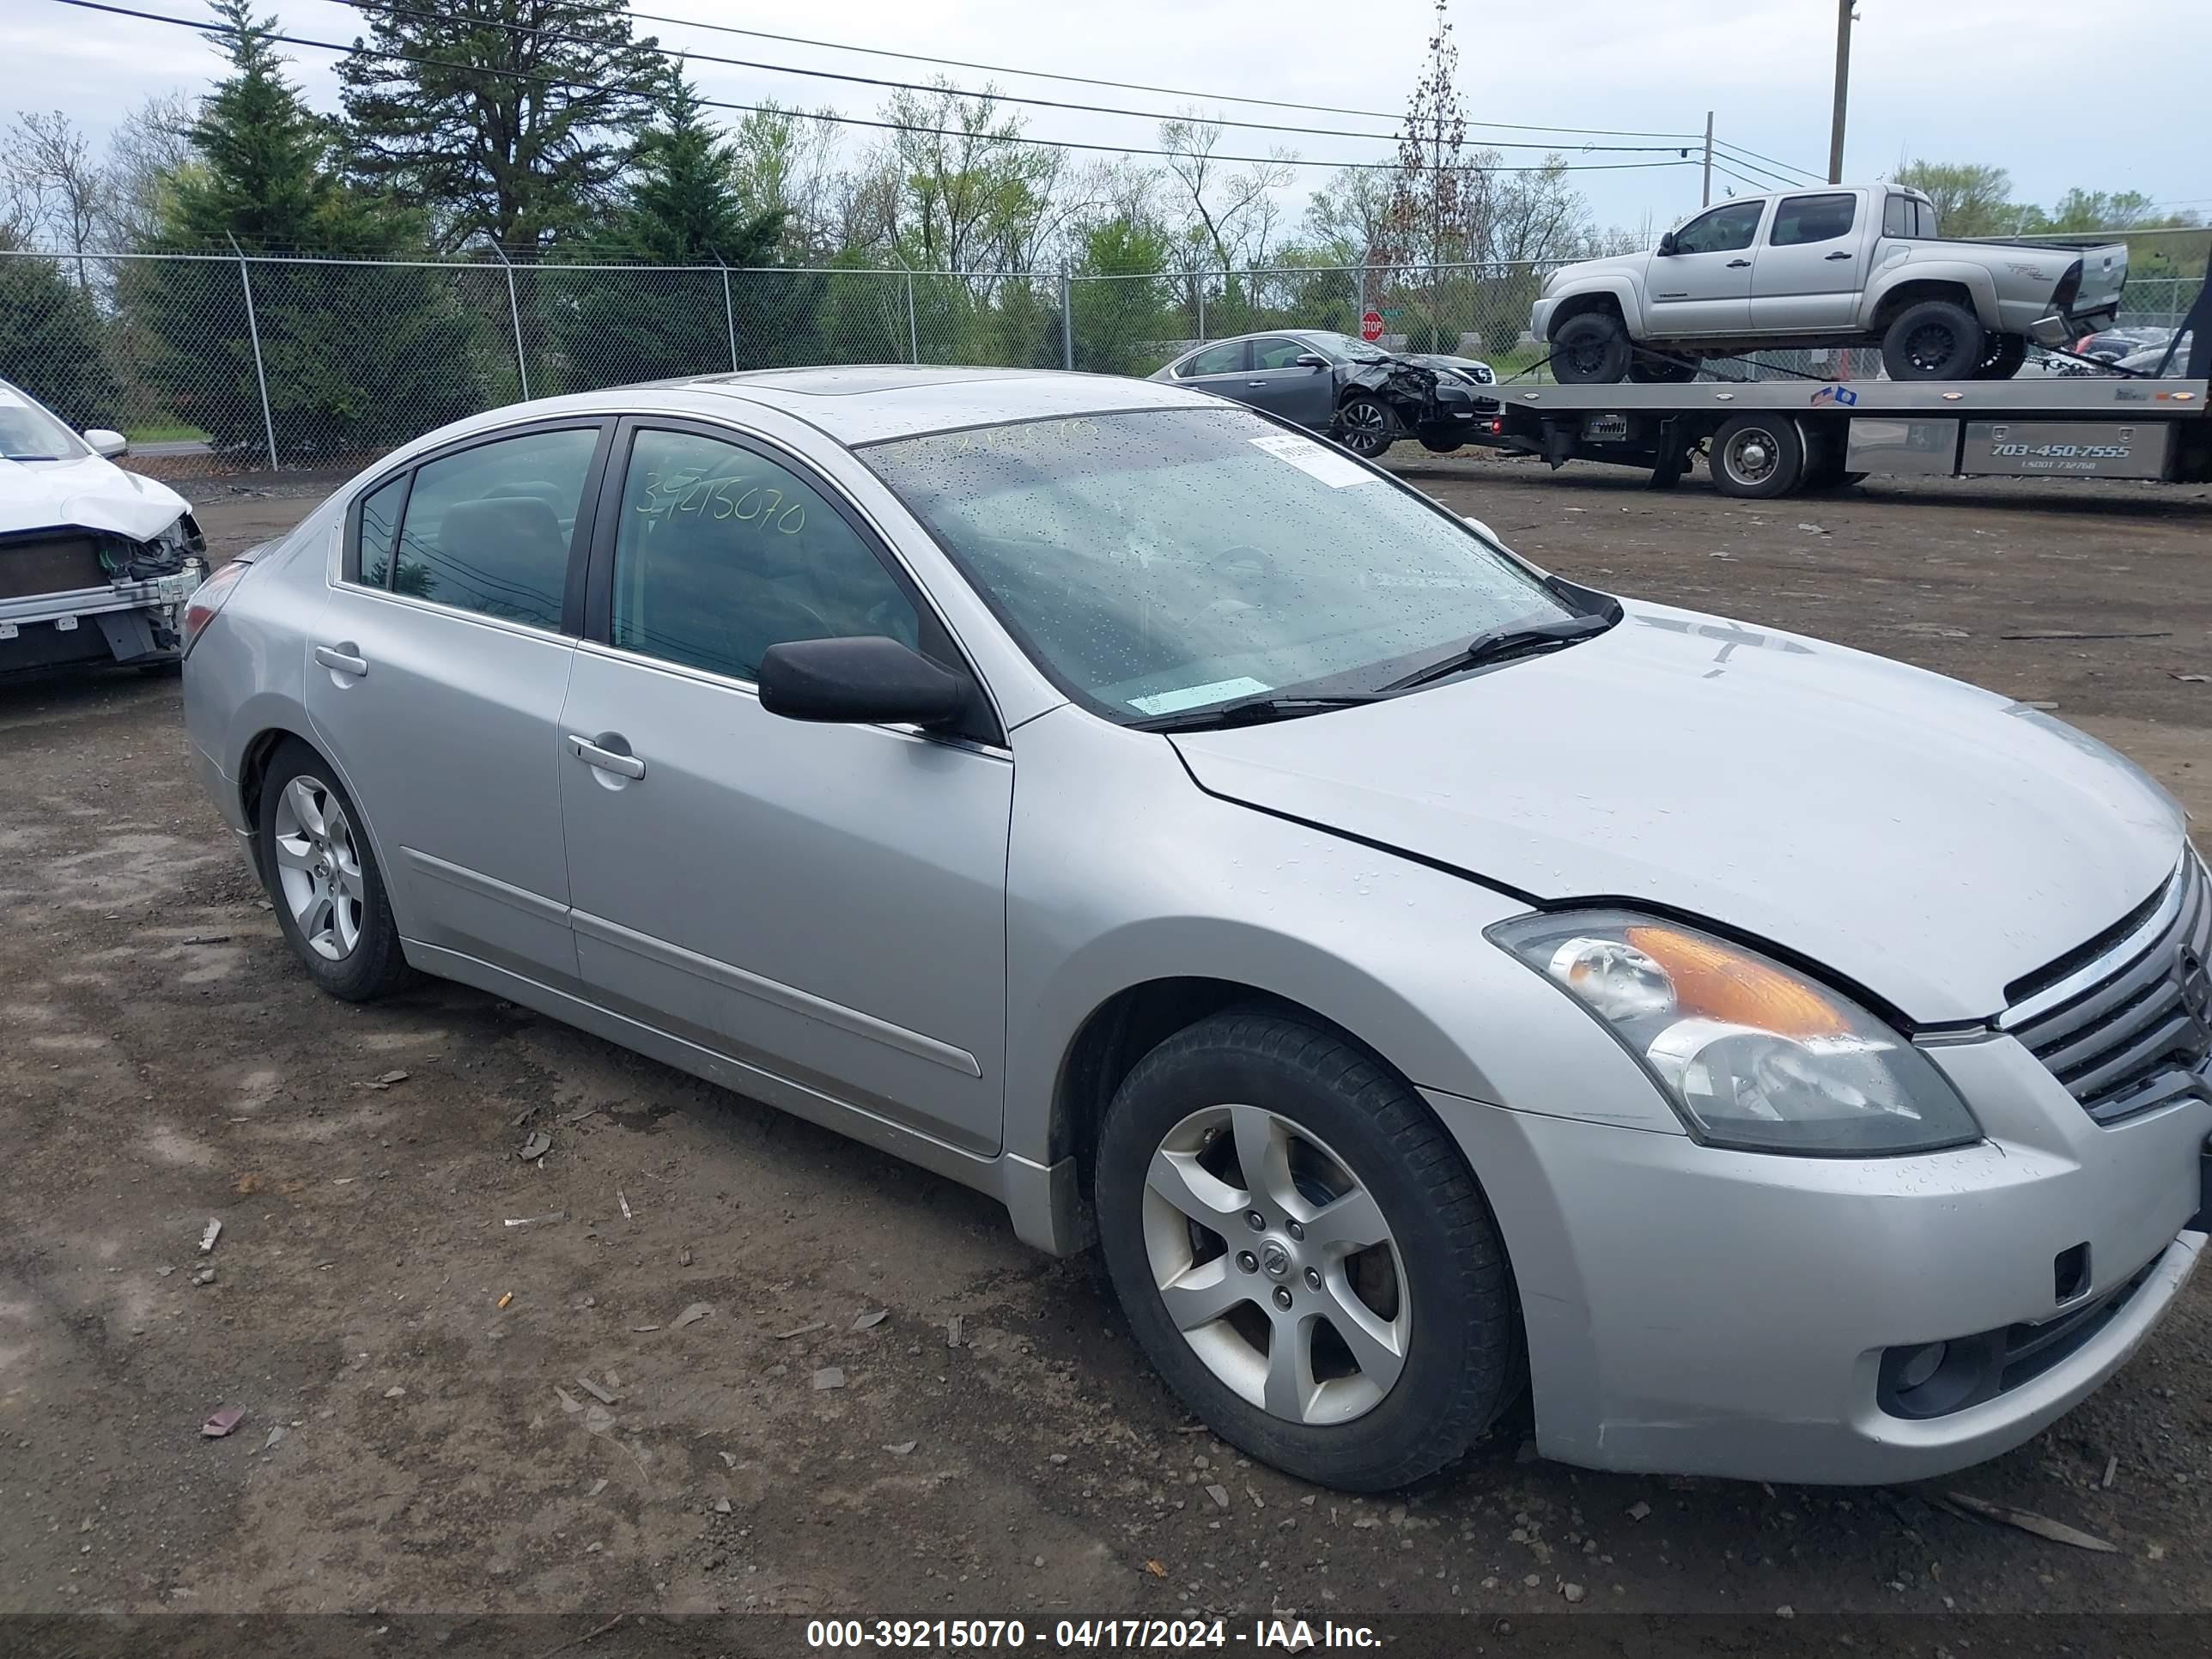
1626;353;1698;383
1335;394;1395;459
257;738;413;1002
1095;1009;1521;1492
1881;300;1985;380
1551;312;1632;383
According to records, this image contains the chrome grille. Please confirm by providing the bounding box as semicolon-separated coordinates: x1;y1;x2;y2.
2002;854;2212;1124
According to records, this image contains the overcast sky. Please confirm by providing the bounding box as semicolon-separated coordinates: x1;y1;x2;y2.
4;0;2207;240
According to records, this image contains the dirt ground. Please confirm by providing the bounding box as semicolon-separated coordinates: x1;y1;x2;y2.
6;455;2212;1646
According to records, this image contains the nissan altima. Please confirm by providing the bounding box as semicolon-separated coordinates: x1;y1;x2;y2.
183;366;2209;1491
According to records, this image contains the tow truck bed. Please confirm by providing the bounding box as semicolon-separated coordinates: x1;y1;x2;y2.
1462;373;2211;495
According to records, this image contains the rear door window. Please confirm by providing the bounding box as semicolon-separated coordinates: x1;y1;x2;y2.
1179;340;1248;377
1769;193;1857;246
392;428;599;627
1882;193;1914;238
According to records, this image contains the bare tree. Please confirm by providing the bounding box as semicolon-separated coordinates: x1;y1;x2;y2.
5;111;109;291
1158;115;1295;275
100;91;198;250
1378;0;1486;269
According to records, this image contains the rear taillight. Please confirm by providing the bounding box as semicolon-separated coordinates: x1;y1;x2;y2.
182;559;251;657
2052;258;2083;310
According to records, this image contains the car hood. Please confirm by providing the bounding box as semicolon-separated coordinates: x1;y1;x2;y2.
0;453;190;542
1170;600;2184;1024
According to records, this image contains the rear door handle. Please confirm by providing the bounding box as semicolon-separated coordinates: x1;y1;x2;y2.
313;644;368;677
1825;250;1853;260
1247;380;1269;386
567;734;645;780
1726;258;1752;268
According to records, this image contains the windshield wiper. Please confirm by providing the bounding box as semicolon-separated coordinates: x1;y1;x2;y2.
1137;695;1382;733
1376;613;1615;695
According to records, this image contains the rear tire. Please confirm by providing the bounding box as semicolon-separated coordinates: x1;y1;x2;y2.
1551;313;1632;384
256;738;414;1002
1710;414;1806;498
1972;334;2028;380
1095;1009;1522;1492
1881;300;1985;380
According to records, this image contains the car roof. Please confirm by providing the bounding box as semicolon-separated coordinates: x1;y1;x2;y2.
667;365;1210;445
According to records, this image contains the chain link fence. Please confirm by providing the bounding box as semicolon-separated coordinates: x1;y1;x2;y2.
0;246;2201;478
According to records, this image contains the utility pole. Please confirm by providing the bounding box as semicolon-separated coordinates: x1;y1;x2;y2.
1701;111;1714;207
1828;0;1855;185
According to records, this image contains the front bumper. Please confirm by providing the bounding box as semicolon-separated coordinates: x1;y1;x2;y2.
0;566;204;662
1424;1034;2212;1483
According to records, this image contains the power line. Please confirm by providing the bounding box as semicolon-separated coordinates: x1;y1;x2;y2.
1711;138;1825;185
328;0;1688;155
1708;160;1776;196
605;3;1708;143
1705;148;1808;191
54;0;1699;179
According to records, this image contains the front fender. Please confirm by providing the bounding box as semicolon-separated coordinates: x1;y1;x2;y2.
1000;708;1684;1171
1863;258;2003;330
1547;275;1647;339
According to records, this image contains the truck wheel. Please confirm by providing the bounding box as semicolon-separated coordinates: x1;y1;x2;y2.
1551;313;1632;383
1881;300;1985;380
1419;436;1464;455
1973;335;2028;380
1711;415;1805;498
1626;354;1698;384
1335;394;1395;459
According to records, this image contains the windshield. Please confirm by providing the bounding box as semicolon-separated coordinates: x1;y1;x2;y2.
0;384;87;462
1299;330;1391;364
861;407;1572;722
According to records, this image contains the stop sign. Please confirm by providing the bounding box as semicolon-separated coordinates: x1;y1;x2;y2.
1360;309;1384;343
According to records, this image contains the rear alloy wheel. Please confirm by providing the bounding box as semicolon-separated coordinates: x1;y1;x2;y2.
258;738;413;1002
1710;414;1806;497
1096;1009;1521;1491
1336;394;1395;459
1881;299;1985;380
1551;312;1632;383
1626;353;1698;383
1973;334;2028;380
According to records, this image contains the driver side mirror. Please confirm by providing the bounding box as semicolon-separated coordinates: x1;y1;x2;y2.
82;428;129;459
758;635;969;729
1292;352;1329;368
1655;231;1679;257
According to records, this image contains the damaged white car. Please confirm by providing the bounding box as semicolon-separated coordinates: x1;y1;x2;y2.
1;378;206;676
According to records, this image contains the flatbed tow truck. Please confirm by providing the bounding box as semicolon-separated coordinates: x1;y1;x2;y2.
1455;280;2210;498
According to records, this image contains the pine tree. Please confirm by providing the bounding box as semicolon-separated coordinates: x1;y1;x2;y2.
125;0;483;459
552;71;784;390
0;228;120;428
338;0;668;254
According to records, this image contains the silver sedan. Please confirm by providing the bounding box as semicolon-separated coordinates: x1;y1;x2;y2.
183;367;2208;1490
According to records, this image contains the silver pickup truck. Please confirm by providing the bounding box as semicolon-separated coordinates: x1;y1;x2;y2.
1531;185;2127;384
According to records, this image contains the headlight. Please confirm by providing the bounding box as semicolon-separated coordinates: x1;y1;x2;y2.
1487;909;1980;1156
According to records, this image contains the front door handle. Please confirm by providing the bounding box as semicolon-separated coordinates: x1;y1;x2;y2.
1248;380;1270;386
1824;250;1852;260
567;733;645;780
313;644;368;677
1726;258;1752;268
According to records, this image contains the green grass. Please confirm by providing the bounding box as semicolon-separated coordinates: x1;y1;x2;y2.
121;422;211;445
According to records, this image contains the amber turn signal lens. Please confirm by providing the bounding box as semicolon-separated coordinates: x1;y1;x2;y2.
1626;925;1850;1038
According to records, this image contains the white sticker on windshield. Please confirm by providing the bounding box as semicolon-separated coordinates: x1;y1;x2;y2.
1248;433;1376;488
1129;676;1272;716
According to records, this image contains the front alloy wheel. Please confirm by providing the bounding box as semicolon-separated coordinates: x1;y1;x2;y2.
1336;395;1395;459
1144;1104;1409;1425
1096;1008;1522;1491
